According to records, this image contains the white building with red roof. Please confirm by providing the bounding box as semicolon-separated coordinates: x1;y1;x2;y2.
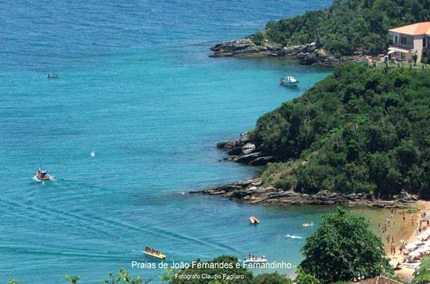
388;22;430;63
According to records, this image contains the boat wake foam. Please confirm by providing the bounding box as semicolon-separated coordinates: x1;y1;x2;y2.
285;234;303;239
33;175;55;182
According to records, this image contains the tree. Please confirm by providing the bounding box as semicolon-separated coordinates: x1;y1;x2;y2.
413;256;430;284
103;268;148;284
300;208;391;283
412;51;418;66
65;275;81;284
295;266;320;284
254;272;292;284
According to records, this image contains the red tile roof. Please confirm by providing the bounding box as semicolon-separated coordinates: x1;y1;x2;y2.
389;22;430;35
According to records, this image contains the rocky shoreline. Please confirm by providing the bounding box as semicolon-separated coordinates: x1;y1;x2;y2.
209;36;367;67
190;177;418;208
191;134;418;208
216;133;276;166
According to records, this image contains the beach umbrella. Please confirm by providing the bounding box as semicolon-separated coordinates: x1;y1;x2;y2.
405;244;417;250
419;233;429;239
412;241;424;246
416;247;429;253
409;250;422;257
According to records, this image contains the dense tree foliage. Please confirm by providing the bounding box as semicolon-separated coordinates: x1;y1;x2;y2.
253;272;292;284
259;0;430;57
413;256;430;284
300;209;391;283
253;63;430;198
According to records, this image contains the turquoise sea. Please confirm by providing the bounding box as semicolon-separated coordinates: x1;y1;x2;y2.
0;1;333;283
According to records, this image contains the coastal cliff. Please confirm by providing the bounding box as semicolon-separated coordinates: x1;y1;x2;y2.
209;36;365;67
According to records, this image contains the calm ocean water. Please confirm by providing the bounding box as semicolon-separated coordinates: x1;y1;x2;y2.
0;0;333;283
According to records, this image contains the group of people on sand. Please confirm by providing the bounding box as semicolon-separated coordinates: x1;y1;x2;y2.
388;210;430;266
144;246;161;255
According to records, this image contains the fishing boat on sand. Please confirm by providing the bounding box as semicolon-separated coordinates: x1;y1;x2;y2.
280;75;299;87
143;246;167;259
249;216;260;224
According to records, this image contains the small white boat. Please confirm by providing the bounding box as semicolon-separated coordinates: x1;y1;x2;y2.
35;169;52;181
249;216;260;224
280;76;299;87
243;255;267;264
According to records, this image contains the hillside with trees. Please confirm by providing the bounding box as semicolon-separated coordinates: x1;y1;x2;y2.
251;63;430;198
257;0;430;57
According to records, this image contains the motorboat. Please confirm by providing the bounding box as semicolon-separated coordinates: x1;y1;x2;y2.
280;76;299;87
143;247;167;260
35;169;52;181
47;73;59;79
302;222;313;227
243;254;267;264
249;216;260;224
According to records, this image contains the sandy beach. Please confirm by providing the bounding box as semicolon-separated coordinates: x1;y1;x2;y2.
390;201;430;282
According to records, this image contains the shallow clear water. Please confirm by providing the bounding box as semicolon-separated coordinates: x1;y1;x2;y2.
0;1;333;282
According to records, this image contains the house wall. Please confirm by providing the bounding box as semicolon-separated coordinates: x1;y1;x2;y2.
413;36;424;63
390;32;414;48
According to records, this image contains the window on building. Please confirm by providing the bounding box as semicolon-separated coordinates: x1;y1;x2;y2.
401;37;407;44
395;35;398;43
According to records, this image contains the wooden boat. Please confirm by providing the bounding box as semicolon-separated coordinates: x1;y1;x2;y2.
249;216;260;224
143;247;166;259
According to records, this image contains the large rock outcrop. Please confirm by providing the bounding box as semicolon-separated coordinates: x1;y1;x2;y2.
190;178;417;208
210;37;366;67
216;133;277;166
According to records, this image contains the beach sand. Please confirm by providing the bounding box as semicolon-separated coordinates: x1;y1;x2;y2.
390;201;430;282
350;201;429;282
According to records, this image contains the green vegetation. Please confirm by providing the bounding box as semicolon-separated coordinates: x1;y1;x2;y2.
65;275;80;284
102;268;148;284
413;256;430;283
253;272;292;284
252;0;430;57
295;266;320;284
300;208;391;283
254;63;430;198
